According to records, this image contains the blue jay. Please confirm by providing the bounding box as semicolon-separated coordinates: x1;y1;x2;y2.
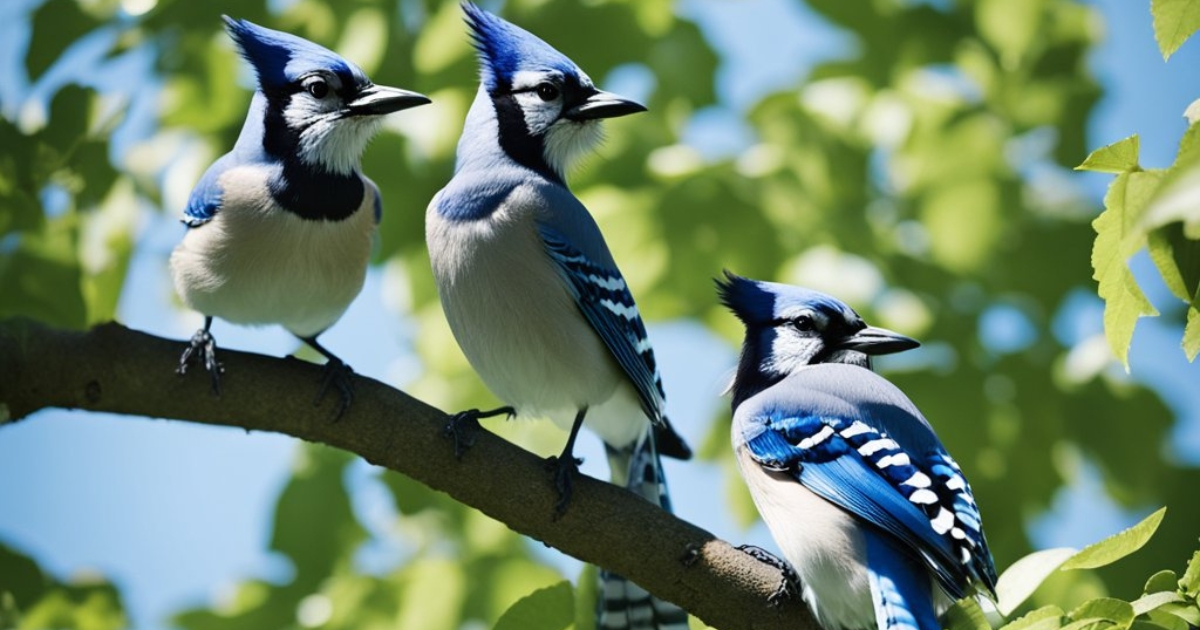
428;1;689;511
717;272;997;630
170;17;429;417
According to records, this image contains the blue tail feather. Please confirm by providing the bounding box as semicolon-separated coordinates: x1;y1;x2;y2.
865;529;941;630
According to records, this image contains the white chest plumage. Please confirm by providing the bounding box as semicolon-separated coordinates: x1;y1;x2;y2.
426;186;648;448
734;446;877;630
170;165;376;338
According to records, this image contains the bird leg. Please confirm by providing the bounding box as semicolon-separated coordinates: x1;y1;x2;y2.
298;335;354;421
177;316;223;395
737;544;799;607
442;406;516;458
545;407;587;518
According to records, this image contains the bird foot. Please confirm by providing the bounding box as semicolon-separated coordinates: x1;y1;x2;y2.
737;544;799;607
544;453;583;519
442;406;515;459
177;327;223;395
314;358;354;421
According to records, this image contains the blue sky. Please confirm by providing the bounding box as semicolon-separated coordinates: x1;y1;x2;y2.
1;0;1199;628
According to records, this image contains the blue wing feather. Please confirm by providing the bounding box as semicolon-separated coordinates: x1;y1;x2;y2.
538;225;665;423
182;156;233;228
743;408;994;599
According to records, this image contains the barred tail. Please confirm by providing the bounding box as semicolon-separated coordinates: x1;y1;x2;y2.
597;430;690;630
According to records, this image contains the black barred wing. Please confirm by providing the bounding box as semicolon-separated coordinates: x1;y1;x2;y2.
539;225;665;423
744;411;997;598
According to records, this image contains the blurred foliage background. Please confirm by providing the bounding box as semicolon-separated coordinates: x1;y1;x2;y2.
0;0;1198;628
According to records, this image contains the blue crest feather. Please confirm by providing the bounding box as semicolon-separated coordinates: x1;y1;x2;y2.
717;270;859;325
716;270;778;325
222;16;363;91
460;3;579;90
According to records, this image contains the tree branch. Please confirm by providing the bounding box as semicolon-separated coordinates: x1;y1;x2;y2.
0;318;818;630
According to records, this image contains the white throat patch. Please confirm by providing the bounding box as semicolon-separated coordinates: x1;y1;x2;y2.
284;92;380;175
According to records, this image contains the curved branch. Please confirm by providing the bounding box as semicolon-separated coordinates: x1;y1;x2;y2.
0;318;817;630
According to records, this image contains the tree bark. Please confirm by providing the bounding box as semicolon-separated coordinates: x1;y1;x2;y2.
0;318;818;630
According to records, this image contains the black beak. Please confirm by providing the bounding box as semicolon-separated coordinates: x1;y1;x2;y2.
563;89;647;121
839;326;920;356
345;85;431;116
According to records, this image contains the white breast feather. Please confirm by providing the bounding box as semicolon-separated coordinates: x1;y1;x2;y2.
170;165;376;338
426;186;648;447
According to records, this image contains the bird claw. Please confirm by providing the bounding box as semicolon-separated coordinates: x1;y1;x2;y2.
314;358;354;421
544;454;583;519
737;544;799;607
177;327;223;395
442;406;515;459
681;543;702;568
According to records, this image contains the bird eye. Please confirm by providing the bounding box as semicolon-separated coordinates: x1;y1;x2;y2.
535;83;560;101
790;315;816;332
304;78;330;99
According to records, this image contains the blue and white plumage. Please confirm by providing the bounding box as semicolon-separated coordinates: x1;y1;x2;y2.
718;273;996;630
426;4;689;627
170;17;429;416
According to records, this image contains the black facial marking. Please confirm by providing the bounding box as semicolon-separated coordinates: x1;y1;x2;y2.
488;73;589;185
259;88;365;222
493;92;559;184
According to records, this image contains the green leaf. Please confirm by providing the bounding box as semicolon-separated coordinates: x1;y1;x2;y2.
1154;602;1200;626
1151;0;1200;60
1061;598;1136;630
1061;507;1167;570
574;564;598;630
997;548;1079;615
1145;570;1180;594
492;581;574;630
1133;592;1185;616
1185;299;1200;360
1077;136;1140;174
1146;225;1200;303
1181;549;1200;598
945;597;991;630
1001;606;1066;630
1091;172;1165;367
1146;609;1190;630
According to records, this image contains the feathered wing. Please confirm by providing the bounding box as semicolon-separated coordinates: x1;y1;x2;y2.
738;368;997;603
182;158;230;228
538;224;666;424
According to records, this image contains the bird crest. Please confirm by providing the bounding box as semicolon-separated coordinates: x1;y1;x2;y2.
461;3;581;91
717;271;858;326
223;16;366;92
716;271;778;326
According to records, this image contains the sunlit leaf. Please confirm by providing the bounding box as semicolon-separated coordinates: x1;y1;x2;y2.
1185;299;1200;360
1181;549;1200;598
1132;592;1185;617
1000;606;1066;630
1078;136;1140;174
1154;602;1200;626
997;548;1079;615
1061;508;1167;570
1144;570;1180;594
1150;0;1200;60
945;597;991;630
1090;171;1165;367
1061;598;1135;630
